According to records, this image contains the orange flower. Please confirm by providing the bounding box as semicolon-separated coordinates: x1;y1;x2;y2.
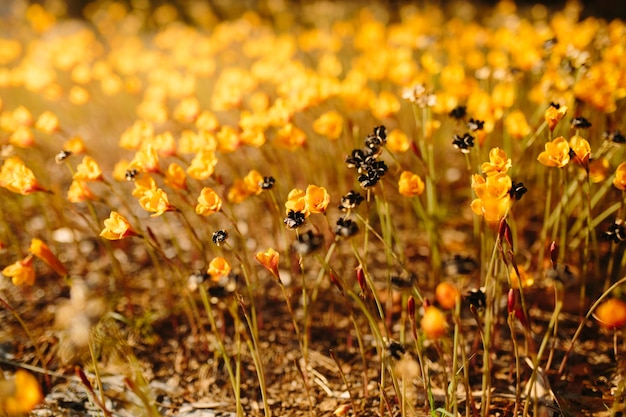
285;188;308;215
255;248;280;280
100;212;138;240
138;188;176;217
73;155;103;182
2;255;35;286
537;136;570;168
304;184;330;214
589;158;609;183
67;180;96;203
504;110;531;139
112;159;130;182
228;179;250;204
0;370;43;415
545;104;567;132
386;129;410;153
0;156;48;195
63;136;87;155
435;282;459;310
275;123;307;151
420;306;447;339
613;162;626;191
481;148;511;176
398;170;425;197
470;173;512;224
9;126;35;148
29;238;67;277
129;144;161;174
187;148;218;180
243;169;264;196
164;163;187;190
216;126;241;153
569;135;591;168
132;175;157;198
595;298;626;329
371;90;401;120
313;110;343;140
34;110;60;133
196;187;222;216
207;257;231;279
195;110;220;132
173;96;200;123
11;105;33;127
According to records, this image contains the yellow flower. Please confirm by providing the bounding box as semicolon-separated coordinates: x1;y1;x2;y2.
386;129;410;153
129;144;161;174
470;173;512;224
504;110;531;139
228;179;250;204
196;187;222;216
313;110;343;140
164;163;187;190
420;306;447;339
2;255;35;286
187;148;218;180
173;96;200;123
398;170;425;197
132;175;157;198
0;156;48;195
569;135;591;168
100;212;138;240
216;126;241;153
0;370;43;415
243;169;264;196
255;248;280;280
304;184;330;214
589;158;609;183
9;127;35;148
34;110;60;134
537;136;570;168
67;180;96;203
29;238;67;277
613;162;626;191
285;188;308;215
63;136;87;155
544;104;567;132
371;90;401;120
138;188;176;217
150;131;178;157
207;257;231;279
11;105;33;127
470;194;511;224
195;110;220;132
112;159;130;181
73;155;103;182
481;148;512;176
275;123;307;151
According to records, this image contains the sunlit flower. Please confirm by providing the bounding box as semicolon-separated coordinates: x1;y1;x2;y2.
187;148;218;180
386;129;410;153
2;255;35;286
537;136;570;168
613;162;626;191
313;110;343;140
207;257;232;279
63;136;87;155
173;96;200;123
164;163;187;190
195;110;220;132
589;158;609;183
73;155;103;182
67;180;96;203
398;170;425;197
138;188;176;217
285;188;308;215
112;159;130;182
227;179;249;204
216;126;241;153
255;248;280;280
275;123;307;151
595;298;626;329
35;110;60;134
569;135;591;168
100;212;138;240
196;187;222;216
0;156;48;195
11;105;33;127
420;306;447;339
0;370;43;415
129;144;161;174
243;169;264;196
304;184;330;214
150;131;178;157
545;103;567;132
29;238;67;277
504;110;531;139
471;173;512;224
481;148;511;176
9;127;35;148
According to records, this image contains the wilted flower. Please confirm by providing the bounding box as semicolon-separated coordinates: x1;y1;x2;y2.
571;117;592;129
398;170;425;197
261;176;275;190
2;255;35;286
284;210;306;229
29;238;67;277
466;287;487;309
537;136;570;168
255;248;280;280
449;105;467;120
100;212;138;240
196;187;223;216
613;162;626;191
545;103;568;132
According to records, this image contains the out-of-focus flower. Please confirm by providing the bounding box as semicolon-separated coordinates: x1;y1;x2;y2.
0;370;43;415
243;169;264;196
9;127;35;148
398;170;425;197
2;255;35;286
510;265;534;289
504;110;531;139
196;110;220;132
173;96;200;123
275;123;307;151
386;129;410;153
216;126;241;153
207;257;231;279
164;163;187;190
227;180;249;204
595;298;626;329
435;282;459;310
371;90;401;119
63;136;87;155
481;148;511;176
589;158;609;183
452;133;474;153
313;110;343;140
569;135;591;168
420;306;447;339
537;136;570;168
100;212;138;240
29;238;67;277
196;187;222;216
67;180;96;203
187;148;218;180
129;144;161;174
613;162;626;190
338;190;364;211
35;110;60;134
304;184;330;214
0;156;48;195
112;159;130;182
335;217;359;238
73;156;103;182
545;103;567;132
255;248;280;280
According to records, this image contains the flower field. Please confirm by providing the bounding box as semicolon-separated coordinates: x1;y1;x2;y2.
1;0;626;416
